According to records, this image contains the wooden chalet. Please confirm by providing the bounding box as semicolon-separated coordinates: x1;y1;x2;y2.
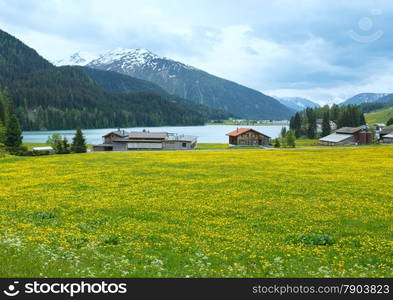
226;128;270;146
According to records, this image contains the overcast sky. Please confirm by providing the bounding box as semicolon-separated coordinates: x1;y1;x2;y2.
1;0;393;104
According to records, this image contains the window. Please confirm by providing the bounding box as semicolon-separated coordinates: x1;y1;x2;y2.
182;142;187;148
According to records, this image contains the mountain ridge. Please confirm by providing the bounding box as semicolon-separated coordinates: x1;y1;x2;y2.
340;93;388;106
274;96;320;111
0;29;221;130
56;49;294;120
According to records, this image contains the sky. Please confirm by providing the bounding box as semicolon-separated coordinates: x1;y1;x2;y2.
1;0;393;104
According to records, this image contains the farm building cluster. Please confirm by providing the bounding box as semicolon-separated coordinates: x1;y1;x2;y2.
319;123;393;146
91;124;393;152
93;130;197;151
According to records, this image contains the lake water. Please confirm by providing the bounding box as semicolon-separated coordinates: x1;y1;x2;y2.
22;125;287;144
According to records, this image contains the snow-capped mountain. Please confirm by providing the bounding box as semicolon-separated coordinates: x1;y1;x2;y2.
54;48;293;119
274;97;320;111
52;52;98;66
339;93;388;106
88;48;197;72
81;48;292;120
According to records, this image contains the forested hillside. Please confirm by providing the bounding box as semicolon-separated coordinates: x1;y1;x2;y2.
0;29;220;130
79;67;232;121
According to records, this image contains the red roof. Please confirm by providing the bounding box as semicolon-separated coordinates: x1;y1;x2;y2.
226;128;270;138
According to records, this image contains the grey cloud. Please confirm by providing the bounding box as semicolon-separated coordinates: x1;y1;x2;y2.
1;0;393;103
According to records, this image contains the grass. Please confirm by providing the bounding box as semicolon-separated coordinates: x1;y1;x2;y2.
196;143;265;150
1;148;392;277
294;139;319;147
196;143;229;149
365;106;393;124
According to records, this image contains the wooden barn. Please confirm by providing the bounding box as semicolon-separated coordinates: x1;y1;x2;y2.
226;128;270;146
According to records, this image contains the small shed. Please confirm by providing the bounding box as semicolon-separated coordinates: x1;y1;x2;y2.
382;133;393;144
226;128;270;146
378;129;393;141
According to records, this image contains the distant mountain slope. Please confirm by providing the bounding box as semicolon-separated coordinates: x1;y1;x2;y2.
60;48;294;120
274;97;319;111
78;66;233;120
0;29;213;130
340;93;388;106
373;93;393;103
79;66;170;94
360;94;393;113
365;106;393;125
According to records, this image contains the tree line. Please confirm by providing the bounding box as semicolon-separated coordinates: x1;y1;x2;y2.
359;97;393;113
289;104;366;139
0;90;22;150
0;90;87;156
0;28;213;131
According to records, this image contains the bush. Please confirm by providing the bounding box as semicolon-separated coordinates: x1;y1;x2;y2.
273;138;281;148
287;232;335;246
31;150;52;156
0;144;5;157
5;146;54;156
47;133;70;154
103;236;120;245
6;145;28;156
286;130;296;148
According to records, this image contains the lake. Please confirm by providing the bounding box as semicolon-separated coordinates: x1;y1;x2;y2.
22;125;287;144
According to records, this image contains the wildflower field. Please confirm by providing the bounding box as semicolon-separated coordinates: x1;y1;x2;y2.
0;147;392;277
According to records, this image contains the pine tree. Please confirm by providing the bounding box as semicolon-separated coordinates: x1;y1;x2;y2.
286;130;296;148
4;114;23;147
293;112;302;138
359;113;366;126
0;122;6;144
322;111;331;137
71;128;87;153
0;92;8;123
62;137;70;154
387;118;393;126
330;104;340;122
280;127;287;138
306;108;317;139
